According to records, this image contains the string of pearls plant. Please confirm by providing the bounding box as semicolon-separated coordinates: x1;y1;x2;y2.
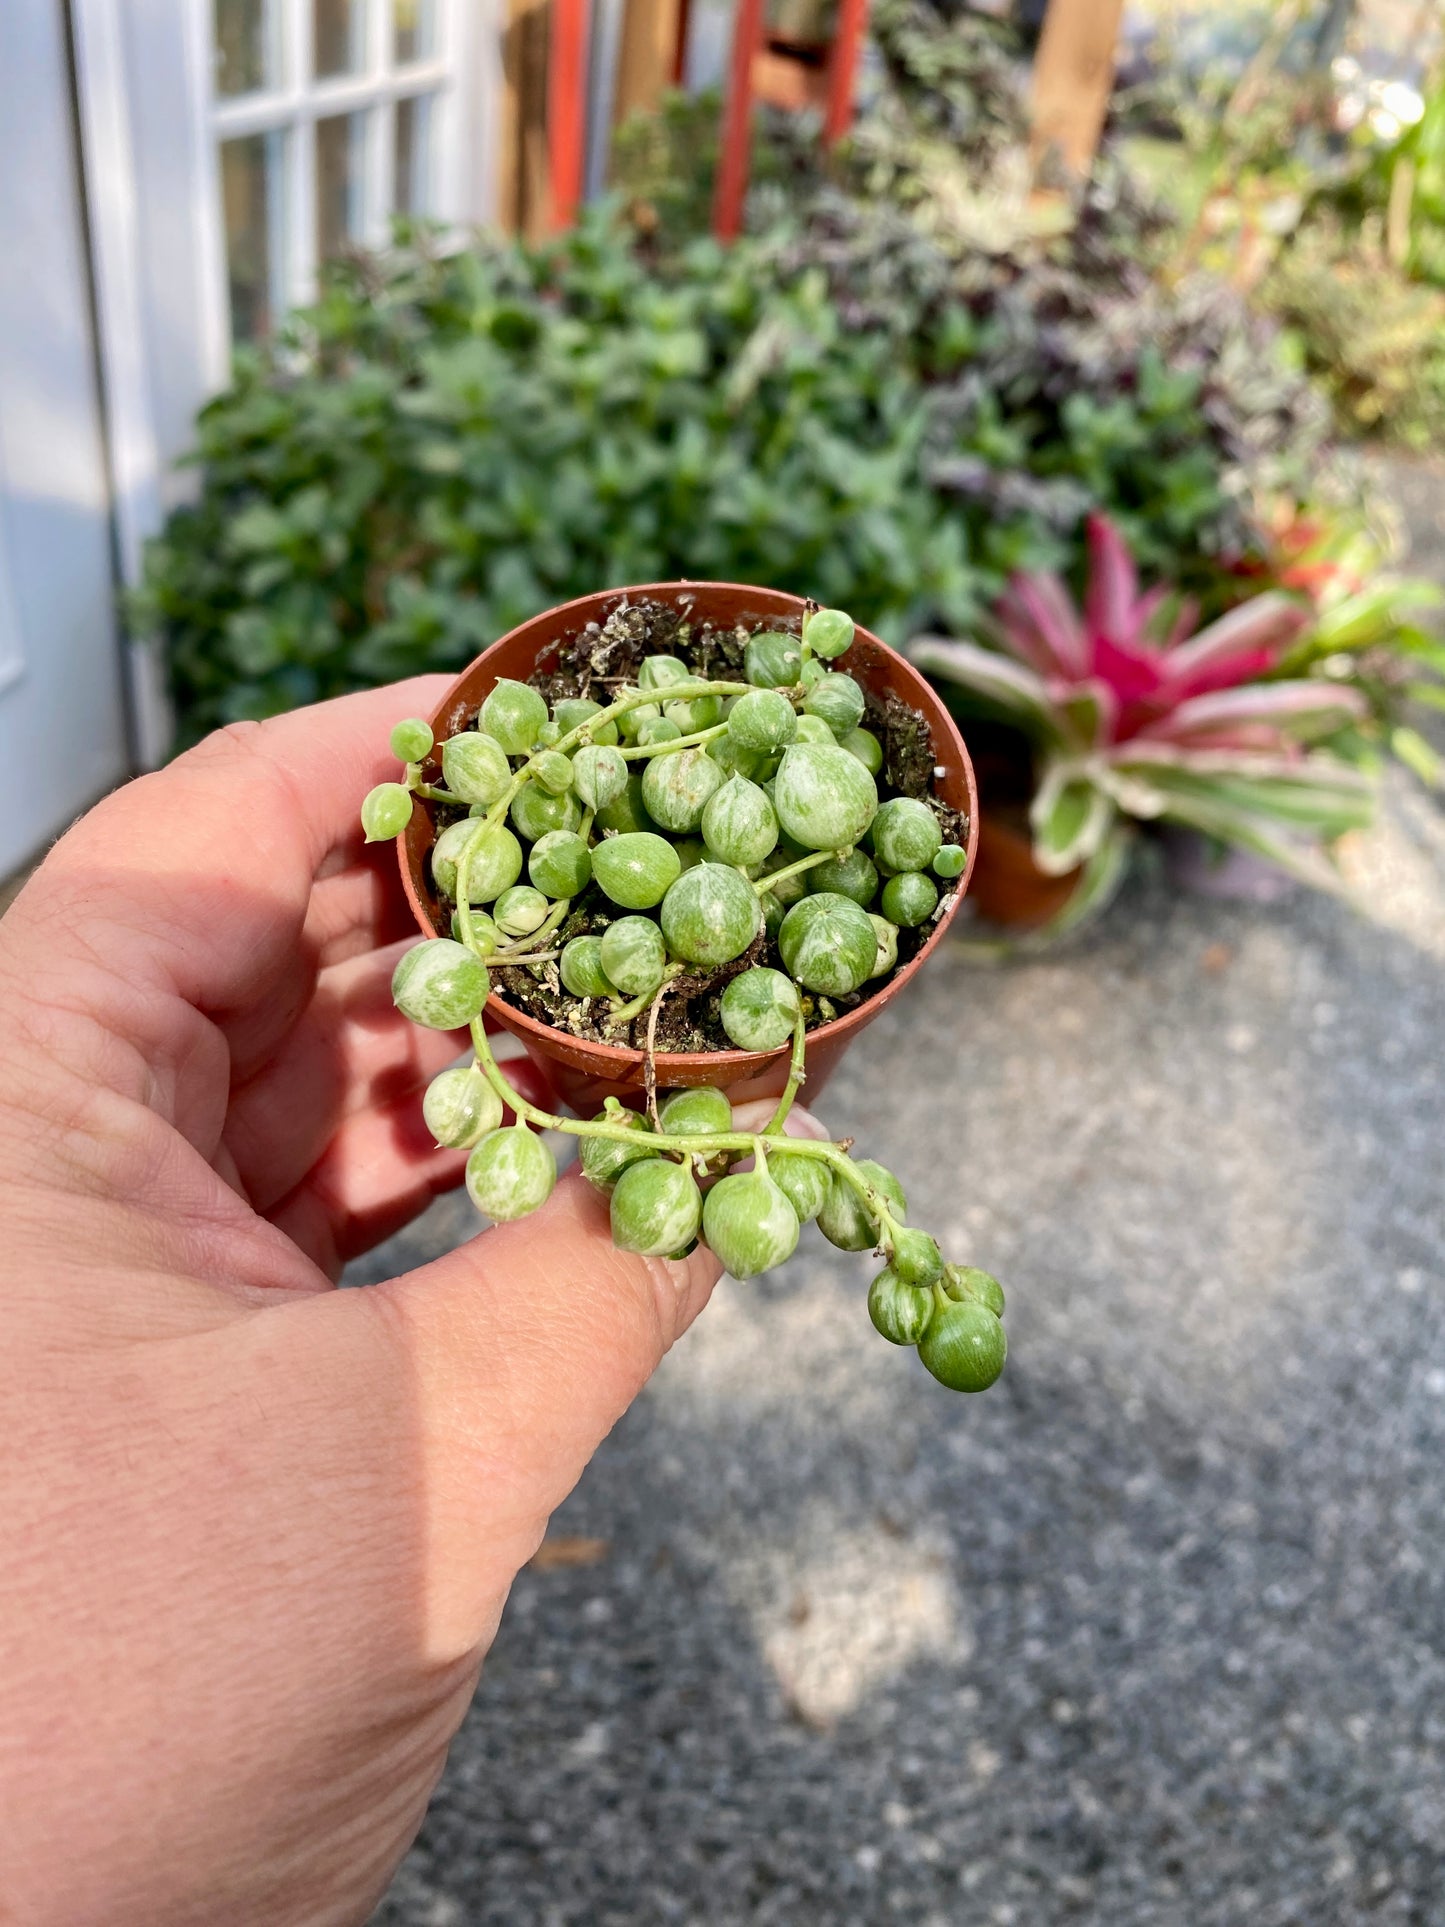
362;606;1006;1393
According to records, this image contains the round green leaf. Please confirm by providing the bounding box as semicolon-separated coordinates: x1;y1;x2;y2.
702;1171;799;1279
772;744;878;852
392;939;490;1030
610;1157;703;1256
599;916;667;997
641;746;725;833
660;863;762;966
441;731;512;807
778;892;877;995
719;966;800;1052
871;797;943;875
480;679;548;755
465;1124;557;1222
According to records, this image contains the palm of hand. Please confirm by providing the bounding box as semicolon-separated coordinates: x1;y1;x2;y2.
0;680;721;1927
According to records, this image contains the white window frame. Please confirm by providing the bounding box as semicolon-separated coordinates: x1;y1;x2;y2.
69;0;500;763
203;0;484;366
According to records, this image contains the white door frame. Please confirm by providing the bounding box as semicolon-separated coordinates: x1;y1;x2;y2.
69;0;178;767
0;0;134;869
69;0;503;764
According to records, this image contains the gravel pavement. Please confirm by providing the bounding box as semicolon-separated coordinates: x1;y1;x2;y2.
359;747;1445;1925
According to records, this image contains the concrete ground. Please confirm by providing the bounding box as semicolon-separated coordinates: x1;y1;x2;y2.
360;474;1445;1923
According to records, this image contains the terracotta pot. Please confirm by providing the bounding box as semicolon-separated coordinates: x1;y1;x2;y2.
400;581;978;1113
966;805;1082;931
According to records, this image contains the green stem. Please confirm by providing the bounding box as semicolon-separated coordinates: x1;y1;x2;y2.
466;681;759;849
605;962;686;1026
467;1017;857;1172
753;847;843;898
618;721;730;760
454;825;485;953
492;908;567;961
487;807;595;964
875;1207;905;1259
554;679;753;756
824;1158;897;1242
764;1010;808;1137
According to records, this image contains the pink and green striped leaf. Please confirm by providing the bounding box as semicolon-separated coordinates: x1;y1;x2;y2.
1132;680;1367;749
1158;594;1309;695
995;571;1090;680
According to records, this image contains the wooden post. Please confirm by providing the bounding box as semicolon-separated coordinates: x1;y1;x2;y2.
712;0;766;240
548;0;592;229
1029;0;1125;182
499;0;552;237
822;0;870;146
613;0;681;133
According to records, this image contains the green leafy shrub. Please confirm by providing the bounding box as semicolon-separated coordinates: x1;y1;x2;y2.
140;0;1338;738
612;88;822;258
1372;76;1445;289
138;218;984;738
843;0;1030;225
624;0;1333;569
141;196;1334;739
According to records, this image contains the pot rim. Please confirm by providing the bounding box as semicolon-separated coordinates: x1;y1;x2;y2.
399;579;978;1080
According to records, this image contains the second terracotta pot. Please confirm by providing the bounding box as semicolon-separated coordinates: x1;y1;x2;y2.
966;807;1083;931
401;581;978;1114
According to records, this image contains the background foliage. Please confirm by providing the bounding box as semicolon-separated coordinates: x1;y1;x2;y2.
144;0;1343;738
1123;9;1445;449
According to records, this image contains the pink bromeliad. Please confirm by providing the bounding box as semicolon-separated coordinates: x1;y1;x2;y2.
910;515;1372;890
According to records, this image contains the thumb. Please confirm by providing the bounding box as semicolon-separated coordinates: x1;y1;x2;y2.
392;1165;719;1543
348;1105;828;1659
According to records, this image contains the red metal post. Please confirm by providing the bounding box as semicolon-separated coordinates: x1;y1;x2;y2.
548;0;591;229
712;0;766;240
823;0;870;144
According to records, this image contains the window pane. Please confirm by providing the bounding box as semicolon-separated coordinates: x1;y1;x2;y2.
316;113;367;260
394;0;436;63
314;0;366;76
394;95;433;213
214;0;274;97
221;131;286;341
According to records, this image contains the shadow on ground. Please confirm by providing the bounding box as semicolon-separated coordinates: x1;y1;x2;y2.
358;761;1445;1927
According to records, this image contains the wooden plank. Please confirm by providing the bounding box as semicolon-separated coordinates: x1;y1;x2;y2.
613;0;681;131
753;45;828;113
1029;0;1125;182
712;0;766;240
498;0;551;237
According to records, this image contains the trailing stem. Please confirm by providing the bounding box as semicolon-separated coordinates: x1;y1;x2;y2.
465;1015;896;1243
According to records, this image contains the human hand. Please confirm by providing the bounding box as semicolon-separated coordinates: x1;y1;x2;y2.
0;681;821;1926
